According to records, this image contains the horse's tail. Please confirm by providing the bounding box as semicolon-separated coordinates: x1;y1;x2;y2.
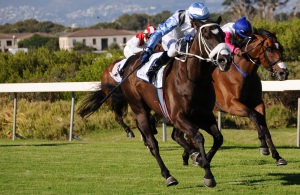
77;89;107;118
77;83;128;118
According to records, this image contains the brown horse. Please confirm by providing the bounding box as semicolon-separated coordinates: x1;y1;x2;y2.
114;20;231;187
173;28;289;166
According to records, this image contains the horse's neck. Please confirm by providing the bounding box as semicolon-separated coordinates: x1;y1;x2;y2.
185;57;212;82
233;56;259;77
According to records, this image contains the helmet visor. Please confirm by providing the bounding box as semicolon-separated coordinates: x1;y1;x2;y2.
240;30;252;37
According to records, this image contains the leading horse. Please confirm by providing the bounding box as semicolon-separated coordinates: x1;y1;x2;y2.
173;28;289;166
114;19;231;187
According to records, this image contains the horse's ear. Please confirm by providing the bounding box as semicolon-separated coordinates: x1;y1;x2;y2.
253;27;258;34
216;16;222;24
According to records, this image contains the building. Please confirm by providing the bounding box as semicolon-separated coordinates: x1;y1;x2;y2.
59;29;136;51
0;32;54;53
0;33;19;52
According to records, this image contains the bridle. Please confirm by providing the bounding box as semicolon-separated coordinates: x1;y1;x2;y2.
175;23;230;67
241;35;283;70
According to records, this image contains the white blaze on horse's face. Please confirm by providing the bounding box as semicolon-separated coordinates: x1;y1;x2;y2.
277;62;287;69
275;43;279;49
211;28;219;35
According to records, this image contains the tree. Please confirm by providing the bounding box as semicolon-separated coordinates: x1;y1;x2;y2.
18;34;59;51
222;0;289;21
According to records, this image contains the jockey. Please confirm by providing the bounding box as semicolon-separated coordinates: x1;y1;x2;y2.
221;16;253;57
123;24;156;58
141;2;211;81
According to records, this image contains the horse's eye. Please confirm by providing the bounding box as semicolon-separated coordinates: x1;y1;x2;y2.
205;36;210;39
267;47;272;52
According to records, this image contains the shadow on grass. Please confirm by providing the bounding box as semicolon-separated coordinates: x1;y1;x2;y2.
220;145;297;150
269;172;300;185
0;142;85;147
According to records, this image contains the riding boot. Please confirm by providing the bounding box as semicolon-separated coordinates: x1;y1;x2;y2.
147;51;172;82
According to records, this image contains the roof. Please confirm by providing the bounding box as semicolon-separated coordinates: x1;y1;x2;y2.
60;29;136;38
0;32;56;39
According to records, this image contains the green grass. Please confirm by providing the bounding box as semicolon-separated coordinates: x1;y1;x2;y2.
0;128;299;195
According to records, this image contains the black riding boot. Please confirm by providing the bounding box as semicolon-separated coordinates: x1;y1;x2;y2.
147;51;172;82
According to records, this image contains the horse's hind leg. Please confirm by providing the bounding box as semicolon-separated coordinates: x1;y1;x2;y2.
114;113;135;138
171;127;199;165
250;107;287;165
135;112;178;186
114;102;135;138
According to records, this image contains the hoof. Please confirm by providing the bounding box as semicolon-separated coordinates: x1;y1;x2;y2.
277;158;287;166
204;177;216;188
259;147;270;155
183;161;189;166
127;132;135;138
191;152;199;166
166;176;178;187
192;160;199;166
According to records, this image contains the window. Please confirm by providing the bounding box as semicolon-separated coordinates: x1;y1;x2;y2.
93;38;96;45
0;41;1;47
101;38;108;50
72;39;76;45
83;39;86;46
113;38;117;42
6;40;12;46
123;37;127;44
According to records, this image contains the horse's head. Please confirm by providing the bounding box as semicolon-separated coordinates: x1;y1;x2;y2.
191;16;232;72
246;28;289;81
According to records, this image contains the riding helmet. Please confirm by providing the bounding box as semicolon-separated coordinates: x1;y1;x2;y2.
233;16;252;38
144;24;156;36
187;2;210;21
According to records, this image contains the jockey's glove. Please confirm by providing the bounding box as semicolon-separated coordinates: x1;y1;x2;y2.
184;34;194;43
142;50;151;63
235;49;244;57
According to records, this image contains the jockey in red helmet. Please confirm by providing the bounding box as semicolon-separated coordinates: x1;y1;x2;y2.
123;24;156;58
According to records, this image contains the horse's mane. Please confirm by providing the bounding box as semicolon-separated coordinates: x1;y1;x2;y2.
253;28;276;38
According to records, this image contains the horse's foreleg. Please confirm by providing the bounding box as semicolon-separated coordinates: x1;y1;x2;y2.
136;113;178;186
171;127;199;165
253;104;287;165
227;101;272;158
173;114;216;188
203;129;223;162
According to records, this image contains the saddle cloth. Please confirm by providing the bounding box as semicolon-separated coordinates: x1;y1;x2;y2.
110;52;166;88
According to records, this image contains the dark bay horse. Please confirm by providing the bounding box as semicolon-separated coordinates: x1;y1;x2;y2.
174;28;289;166
113;20;231;187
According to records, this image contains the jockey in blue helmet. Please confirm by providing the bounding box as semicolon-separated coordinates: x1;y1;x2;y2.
141;2;210;81
221;16;252;57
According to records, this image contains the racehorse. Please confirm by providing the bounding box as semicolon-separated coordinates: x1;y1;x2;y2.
113;19;231;187
173;28;289;167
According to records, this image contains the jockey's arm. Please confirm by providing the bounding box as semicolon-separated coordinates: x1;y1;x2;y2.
145;12;180;53
224;31;240;54
124;36;143;57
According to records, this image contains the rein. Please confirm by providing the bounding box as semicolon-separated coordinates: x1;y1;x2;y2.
233;34;282;77
243;35;282;68
175;23;225;63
